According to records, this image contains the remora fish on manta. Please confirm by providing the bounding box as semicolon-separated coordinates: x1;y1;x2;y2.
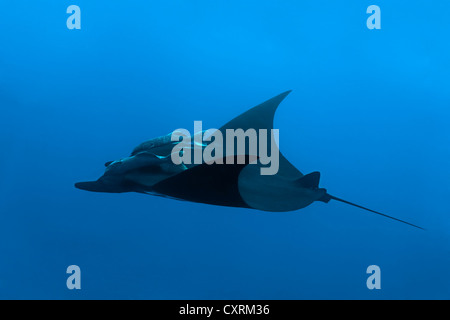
75;91;423;230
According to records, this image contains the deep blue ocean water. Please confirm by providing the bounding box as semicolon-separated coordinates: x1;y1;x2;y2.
0;1;449;299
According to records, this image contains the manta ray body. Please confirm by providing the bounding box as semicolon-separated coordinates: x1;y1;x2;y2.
75;91;422;229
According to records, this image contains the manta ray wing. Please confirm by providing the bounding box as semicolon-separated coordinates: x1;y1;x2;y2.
150;91;312;211
217;90;303;180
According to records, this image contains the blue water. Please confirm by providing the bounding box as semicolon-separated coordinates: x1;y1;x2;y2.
0;1;449;299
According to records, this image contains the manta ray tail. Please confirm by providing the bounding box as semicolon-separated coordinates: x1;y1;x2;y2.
320;194;424;230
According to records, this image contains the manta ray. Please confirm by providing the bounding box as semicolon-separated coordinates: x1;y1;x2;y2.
75;91;423;229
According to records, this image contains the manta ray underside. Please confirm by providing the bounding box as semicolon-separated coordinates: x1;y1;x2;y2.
75;91;423;230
